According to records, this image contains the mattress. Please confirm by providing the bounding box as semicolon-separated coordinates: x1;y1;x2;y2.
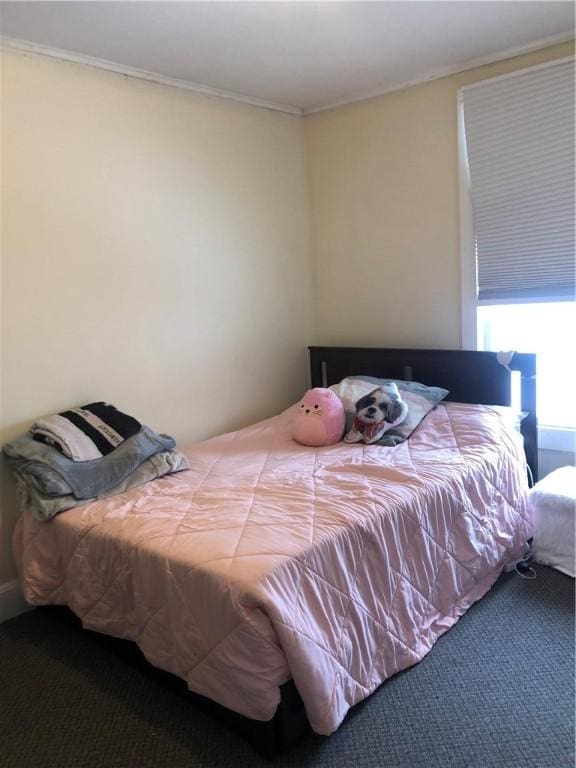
13;402;532;735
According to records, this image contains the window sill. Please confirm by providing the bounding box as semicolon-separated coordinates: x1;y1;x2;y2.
538;426;576;454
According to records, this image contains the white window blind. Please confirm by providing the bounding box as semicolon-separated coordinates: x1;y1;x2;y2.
462;60;575;304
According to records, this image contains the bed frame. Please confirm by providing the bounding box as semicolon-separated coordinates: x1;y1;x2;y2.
50;346;538;759
309;346;538;482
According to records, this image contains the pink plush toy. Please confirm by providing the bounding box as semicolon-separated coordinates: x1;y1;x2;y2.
292;388;345;447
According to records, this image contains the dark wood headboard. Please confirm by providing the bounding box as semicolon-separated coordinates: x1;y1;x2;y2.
309;346;537;483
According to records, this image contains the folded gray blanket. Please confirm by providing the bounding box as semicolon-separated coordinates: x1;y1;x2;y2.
4;425;176;499
13;450;189;522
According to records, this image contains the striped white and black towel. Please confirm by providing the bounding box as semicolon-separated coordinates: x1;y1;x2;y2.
31;403;142;461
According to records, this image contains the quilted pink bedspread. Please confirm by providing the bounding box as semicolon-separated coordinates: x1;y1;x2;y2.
14;402;531;735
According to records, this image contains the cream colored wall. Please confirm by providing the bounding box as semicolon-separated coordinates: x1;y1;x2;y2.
1;41;573;586
0;51;314;583
304;41;574;348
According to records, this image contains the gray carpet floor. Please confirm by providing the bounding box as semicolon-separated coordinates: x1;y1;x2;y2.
1;565;574;768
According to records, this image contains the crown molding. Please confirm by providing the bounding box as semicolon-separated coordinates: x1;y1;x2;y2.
0;36;303;117
303;32;575;116
2;31;573;118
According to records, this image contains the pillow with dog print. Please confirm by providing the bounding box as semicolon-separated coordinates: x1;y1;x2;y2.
330;376;449;446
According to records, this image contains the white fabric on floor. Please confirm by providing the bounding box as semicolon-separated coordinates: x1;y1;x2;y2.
529;466;576;577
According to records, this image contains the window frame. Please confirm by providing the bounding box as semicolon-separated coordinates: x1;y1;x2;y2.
457;57;576;452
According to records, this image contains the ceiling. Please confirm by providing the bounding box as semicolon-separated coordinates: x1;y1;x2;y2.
1;1;574;114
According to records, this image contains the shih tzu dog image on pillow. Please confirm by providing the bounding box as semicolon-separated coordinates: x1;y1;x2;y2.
344;383;408;444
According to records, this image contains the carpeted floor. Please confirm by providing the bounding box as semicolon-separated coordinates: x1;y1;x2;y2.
1;565;574;768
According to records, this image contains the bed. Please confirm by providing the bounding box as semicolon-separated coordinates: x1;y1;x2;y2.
13;346;537;756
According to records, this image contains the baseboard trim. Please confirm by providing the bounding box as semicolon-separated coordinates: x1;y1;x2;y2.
0;579;32;623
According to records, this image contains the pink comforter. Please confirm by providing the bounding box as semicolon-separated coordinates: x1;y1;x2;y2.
14;402;531;735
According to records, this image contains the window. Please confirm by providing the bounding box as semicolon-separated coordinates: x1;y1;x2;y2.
477;302;576;429
459;58;575;435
